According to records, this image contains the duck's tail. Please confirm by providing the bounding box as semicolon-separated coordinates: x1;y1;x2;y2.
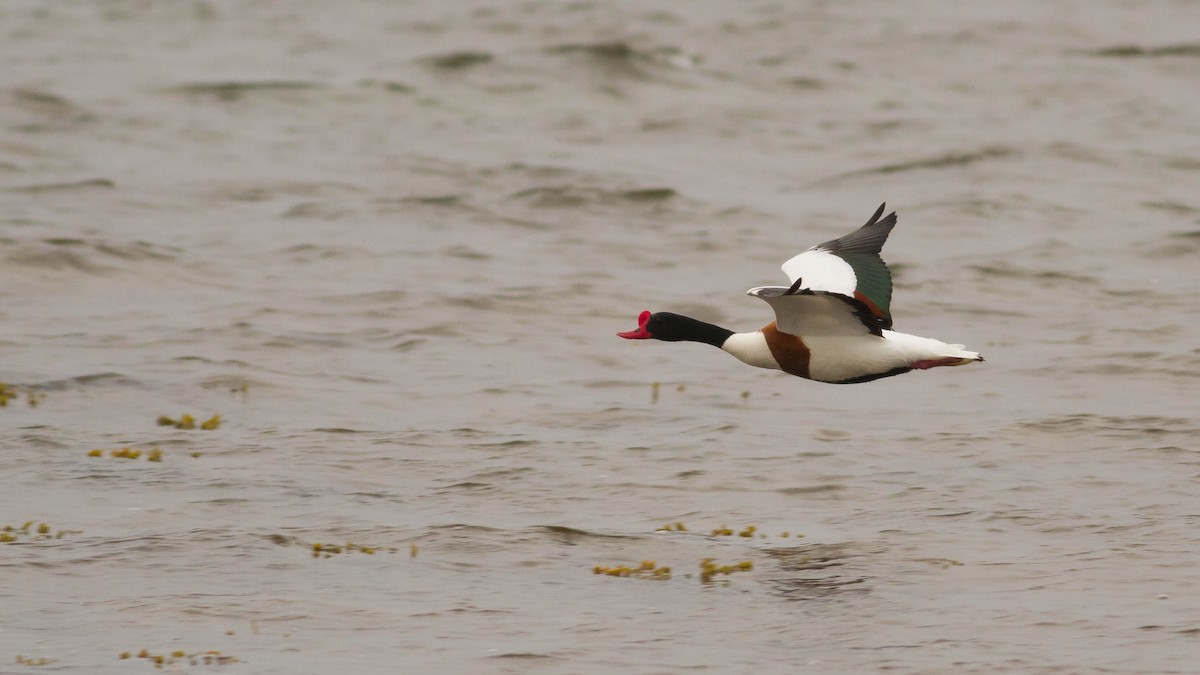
883;331;984;369
910;343;983;370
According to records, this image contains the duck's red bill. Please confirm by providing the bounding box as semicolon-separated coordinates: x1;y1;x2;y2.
617;310;653;339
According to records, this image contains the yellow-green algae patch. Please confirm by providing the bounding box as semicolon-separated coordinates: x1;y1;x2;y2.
1;521;82;543
655;521;803;540
87;447;166;461
700;557;754;583
119;648;238;667
266;533;401;558
0;382;43;407
156;413;221;430
593;560;671;580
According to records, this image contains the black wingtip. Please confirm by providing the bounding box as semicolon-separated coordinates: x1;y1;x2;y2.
820;204;897;255
864;202;886;227
862;202;899;232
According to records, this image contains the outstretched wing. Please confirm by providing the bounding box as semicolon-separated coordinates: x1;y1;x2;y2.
779;203;896;328
746;286;883;337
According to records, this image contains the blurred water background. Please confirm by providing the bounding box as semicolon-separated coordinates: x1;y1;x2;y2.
2;1;1199;672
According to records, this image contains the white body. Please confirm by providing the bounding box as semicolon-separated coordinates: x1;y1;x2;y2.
722;329;980;382
807;330;978;382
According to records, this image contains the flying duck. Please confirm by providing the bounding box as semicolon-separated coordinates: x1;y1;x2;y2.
617;204;983;384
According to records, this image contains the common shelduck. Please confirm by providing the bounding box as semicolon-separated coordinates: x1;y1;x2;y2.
617;204;983;384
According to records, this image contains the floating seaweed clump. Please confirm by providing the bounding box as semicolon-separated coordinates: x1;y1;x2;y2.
591;558;753;583
1;521;82;543
268;534;400;558
87;447;164;461
656;522;803;539
700;557;753;583
15;655;55;666
310;541;407;558
315;541;370;557
119;649;238;667
709;523;802;539
712;524;763;538
593;560;672;580
157;413;221;430
0;382;42;407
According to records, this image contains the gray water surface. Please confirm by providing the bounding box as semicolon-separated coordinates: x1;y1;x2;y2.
3;1;1199;673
